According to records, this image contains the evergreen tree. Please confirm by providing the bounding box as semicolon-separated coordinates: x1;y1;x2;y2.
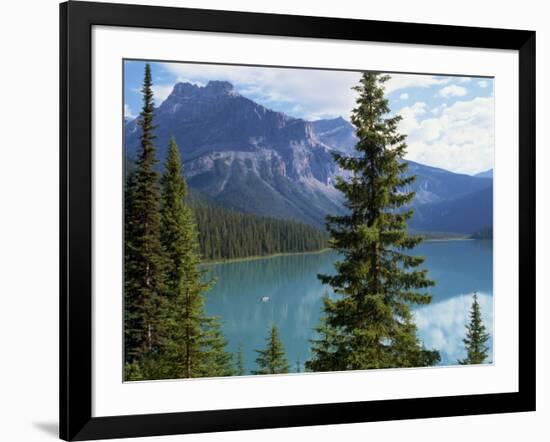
198;316;235;377
306;296;340;372
252;325;289;375
159;137;232;378
308;73;439;371
124;63;166;365
458;292;490;365
236;344;246;376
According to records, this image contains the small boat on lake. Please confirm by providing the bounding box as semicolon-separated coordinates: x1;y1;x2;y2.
260;296;270;302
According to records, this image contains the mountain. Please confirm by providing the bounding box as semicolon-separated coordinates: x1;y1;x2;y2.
310;118;490;205
410;185;493;234
309;118;493;232
311;117;358;155
125;81;344;226
404;161;491;206
474;169;493;178
125;81;492;233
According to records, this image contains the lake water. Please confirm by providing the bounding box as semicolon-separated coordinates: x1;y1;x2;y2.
204;240;493;373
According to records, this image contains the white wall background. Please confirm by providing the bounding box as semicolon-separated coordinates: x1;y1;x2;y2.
0;0;546;441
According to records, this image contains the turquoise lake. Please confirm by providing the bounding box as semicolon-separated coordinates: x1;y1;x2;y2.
204;240;493;373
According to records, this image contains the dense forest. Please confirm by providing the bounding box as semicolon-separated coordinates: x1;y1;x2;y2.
125;171;329;263
191;202;328;261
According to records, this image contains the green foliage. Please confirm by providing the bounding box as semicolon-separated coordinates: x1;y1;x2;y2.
236;344;246;376
458;292;490;365
124;64;234;381
123;164;329;263
157;138;232;379
252;325;289;375
307;73;440;372
123;355;173;381
191;202;328;261
124;361;144;381
306;295;343;372
197;316;235;377
124;63;167;363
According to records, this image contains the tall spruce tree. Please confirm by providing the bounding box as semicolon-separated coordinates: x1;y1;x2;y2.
252;325;289;375
236;344;246;376
198;316;235;377
159;137;232;378
307;73;439;372
124;63;166;367
458;292;490;365
305;295;340;372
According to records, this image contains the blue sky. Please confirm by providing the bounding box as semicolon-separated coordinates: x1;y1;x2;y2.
124;60;494;175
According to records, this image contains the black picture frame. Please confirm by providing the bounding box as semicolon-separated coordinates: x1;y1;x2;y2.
60;1;536;440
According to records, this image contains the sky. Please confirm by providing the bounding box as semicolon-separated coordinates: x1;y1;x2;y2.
124;60;494;175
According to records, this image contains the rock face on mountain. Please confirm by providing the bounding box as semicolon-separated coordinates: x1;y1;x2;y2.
311;117;358;155
125;81;344;226
310;118;491;206
404;161;491;206
125;81;493;233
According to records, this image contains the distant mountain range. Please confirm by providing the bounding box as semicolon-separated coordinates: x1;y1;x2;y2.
125;81;493;234
474;169;493;179
410;185;493;234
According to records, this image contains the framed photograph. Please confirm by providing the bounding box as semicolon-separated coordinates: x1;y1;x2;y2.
60;1;536;440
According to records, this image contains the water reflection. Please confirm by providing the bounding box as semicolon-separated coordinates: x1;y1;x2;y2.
204;240;493;373
415;292;493;364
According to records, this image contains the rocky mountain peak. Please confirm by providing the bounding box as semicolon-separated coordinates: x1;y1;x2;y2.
168;80;237;101
124;79;492;233
204;80;236;96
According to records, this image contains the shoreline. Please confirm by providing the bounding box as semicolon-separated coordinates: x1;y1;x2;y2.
202;248;332;266
202;237;491;265
422;237;473;242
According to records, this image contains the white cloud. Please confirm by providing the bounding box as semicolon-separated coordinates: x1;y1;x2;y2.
385;74;451;94
124;104;135;119
458;77;472;83
415;292;493;364
478;80;489;88
161;63;360;120
438;85;468;98
399;93;409;100
152;84;174;106
151;63;493;173
398;96;494;174
397;102;427;135
159;65;455;121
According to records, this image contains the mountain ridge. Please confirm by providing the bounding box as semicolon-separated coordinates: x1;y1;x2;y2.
124;80;492;233
474;169;493;178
